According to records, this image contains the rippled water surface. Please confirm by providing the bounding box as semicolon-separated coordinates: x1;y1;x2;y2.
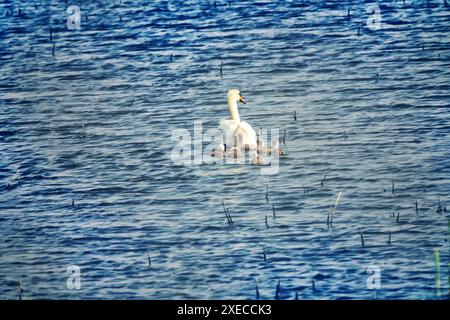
1;0;450;299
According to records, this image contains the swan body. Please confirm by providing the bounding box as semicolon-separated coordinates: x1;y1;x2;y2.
210;89;284;164
220;89;257;150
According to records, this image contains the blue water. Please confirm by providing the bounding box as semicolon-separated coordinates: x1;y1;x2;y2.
1;0;449;300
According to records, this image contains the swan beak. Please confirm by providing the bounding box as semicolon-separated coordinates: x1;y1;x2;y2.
239;95;247;104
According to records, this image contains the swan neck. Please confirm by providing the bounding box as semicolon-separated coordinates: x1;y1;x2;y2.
228;99;240;122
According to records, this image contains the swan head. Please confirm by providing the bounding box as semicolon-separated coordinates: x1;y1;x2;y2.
228;89;247;105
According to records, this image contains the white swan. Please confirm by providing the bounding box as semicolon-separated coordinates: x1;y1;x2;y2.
220;89;257;150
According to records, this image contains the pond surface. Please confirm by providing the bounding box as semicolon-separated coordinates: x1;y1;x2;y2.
0;0;449;299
